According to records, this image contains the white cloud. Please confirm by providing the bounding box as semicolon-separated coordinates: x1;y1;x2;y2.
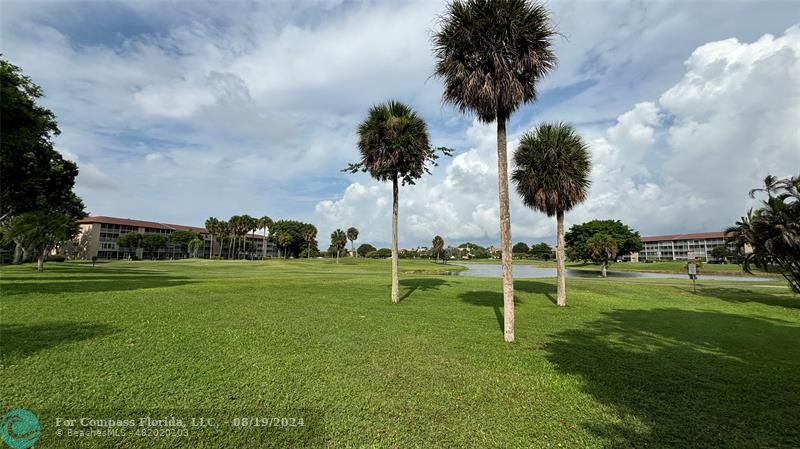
316;26;800;247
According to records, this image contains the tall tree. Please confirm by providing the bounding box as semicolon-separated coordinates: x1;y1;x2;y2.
529;242;553;260
512;242;530;255
345;101;451;304
330;229;348;264
346;227;359;257
512;122;591;307
0;58;86;223
586;234;618;278
205;217;219;259
727;174;799;292
259;216;273;259
169;230;200;259
432;235;445;264
303;224;318;259
141;233;168;260
564;220;642;262
434;0;557;341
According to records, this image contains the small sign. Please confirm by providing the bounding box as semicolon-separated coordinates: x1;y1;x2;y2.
688;262;697;276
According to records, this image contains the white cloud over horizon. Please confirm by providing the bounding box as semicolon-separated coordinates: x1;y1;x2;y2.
316;26;800;247
1;1;798;248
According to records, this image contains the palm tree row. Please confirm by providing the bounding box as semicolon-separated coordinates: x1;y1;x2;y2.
205;215;272;259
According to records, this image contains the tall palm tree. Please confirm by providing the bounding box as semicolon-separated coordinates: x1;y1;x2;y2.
330;228;347;264
205;217;218;259
512;122;591;307
303;224;318;259
434;0;557;341
346;227;359;257
587;233;617;278
346;100;451;304
241;215;257;259
432;235;444;264
260;216;273;259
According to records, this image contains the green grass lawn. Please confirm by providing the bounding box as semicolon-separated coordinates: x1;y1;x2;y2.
1;259;799;448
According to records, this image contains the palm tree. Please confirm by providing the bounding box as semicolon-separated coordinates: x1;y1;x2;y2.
346;227;359;257
205;217;218;259
275;232;292;259
727;175;800;292
241;215;257;259
434;0;557;341
345;100;451;304
512;122;591;307
587;233;617;278
303;224;318;259
259;216;273;259
432;235;444;264
330;229;347;264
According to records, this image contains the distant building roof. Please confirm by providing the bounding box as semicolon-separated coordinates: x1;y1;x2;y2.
77;215;265;239
641;231;732;243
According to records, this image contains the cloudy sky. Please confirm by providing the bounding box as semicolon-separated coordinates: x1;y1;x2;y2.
2;0;799;248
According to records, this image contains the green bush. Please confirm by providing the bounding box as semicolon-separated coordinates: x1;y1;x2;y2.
46;254;66;262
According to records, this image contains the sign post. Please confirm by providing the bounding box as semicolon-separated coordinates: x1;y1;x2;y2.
687;252;697;293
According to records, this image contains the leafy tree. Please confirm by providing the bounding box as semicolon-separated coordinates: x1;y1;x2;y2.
432;235;445;263
529;242;553;260
727;174;799;293
345;101;451;304
357;243;377;257
117;232;143;258
564;220;642;262
0;211;79;271
141;233;168;260
169;230;199;258
269;220;317;258
0;58;86;222
512;242;530;256
512;123;591;307
586;234;618;278
434;0;557;342
709;245;734;263
368;248;393;259
302;224;318;259
187;237;203;258
346;227;359;257
330;229;348;264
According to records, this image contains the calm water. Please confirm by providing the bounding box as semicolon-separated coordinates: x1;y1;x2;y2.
454;263;774;282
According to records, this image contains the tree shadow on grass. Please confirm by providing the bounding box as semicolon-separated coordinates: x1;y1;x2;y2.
0;275;195;295
515;280;557;304
459;291;527;334
1;322;119;364
545;308;800;448
693;285;800;309
398;278;449;302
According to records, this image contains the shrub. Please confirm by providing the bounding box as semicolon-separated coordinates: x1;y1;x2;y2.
46;254;66;262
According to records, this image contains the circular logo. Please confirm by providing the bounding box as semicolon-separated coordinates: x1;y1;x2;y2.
1;409;40;449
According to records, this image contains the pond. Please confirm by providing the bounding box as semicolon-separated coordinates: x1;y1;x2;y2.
452;263;775;282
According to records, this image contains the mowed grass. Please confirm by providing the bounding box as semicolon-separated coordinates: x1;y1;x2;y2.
468;258;780;276
1;259;799;448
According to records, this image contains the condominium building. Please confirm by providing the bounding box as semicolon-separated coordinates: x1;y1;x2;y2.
74;216;277;260
635;231;740;262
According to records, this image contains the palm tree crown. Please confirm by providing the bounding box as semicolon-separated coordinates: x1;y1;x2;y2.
433;0;557;122
347;100;449;185
512;122;591;216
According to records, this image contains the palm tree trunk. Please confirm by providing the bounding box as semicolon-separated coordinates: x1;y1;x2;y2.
336;249;339;264
391;174;400;304
601;261;607;278
556;210;567;306
497;117;515;341
263;229;268;259
308;241;311;259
